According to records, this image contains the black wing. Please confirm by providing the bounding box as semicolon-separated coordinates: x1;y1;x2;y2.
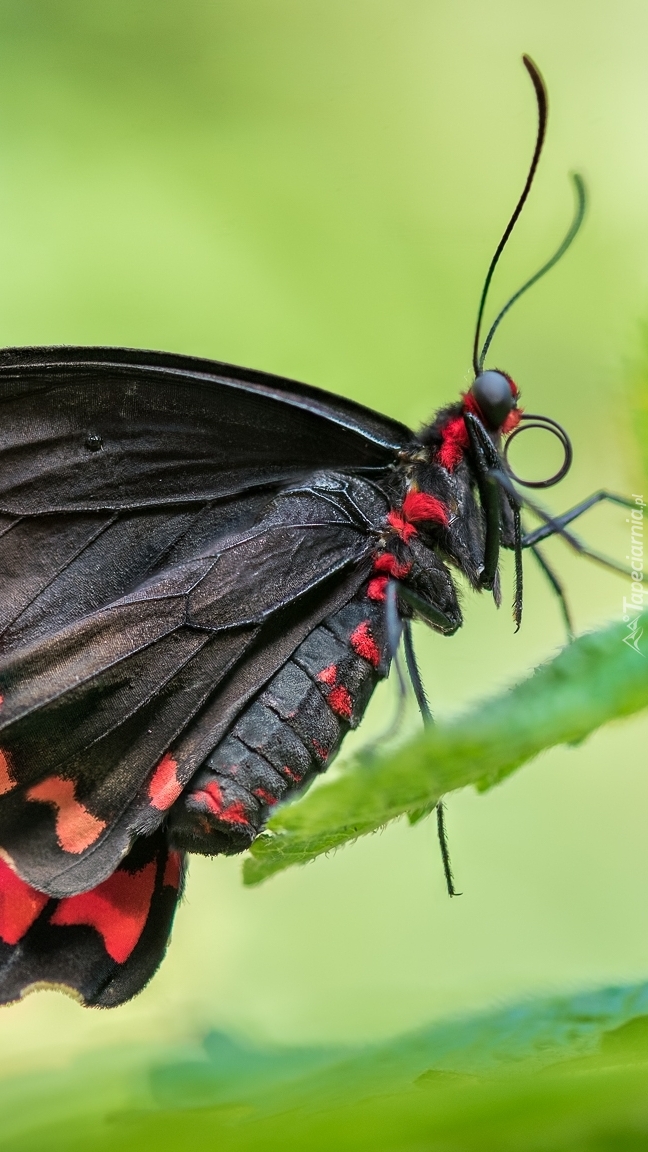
0;348;403;1003
0;475;387;897
0;344;413;516
0;344;411;656
0;828;184;1007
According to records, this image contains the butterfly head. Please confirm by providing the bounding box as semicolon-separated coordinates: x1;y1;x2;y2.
467;370;519;432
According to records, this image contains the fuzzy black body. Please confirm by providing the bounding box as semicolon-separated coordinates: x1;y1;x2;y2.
0;346;491;1006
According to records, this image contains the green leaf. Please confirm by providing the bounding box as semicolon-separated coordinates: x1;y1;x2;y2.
10;981;648;1151
243;611;648;886
633;331;648;484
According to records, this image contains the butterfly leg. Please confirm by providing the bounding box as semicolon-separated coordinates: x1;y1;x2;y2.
492;471;633;579
529;543;574;638
522;490;637;548
518;490;634;576
465;412;503;591
401;620;460;897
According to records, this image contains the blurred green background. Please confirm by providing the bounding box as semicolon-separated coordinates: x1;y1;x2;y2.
0;0;646;1098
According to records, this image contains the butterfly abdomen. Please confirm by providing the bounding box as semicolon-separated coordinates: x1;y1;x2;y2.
167;588;390;856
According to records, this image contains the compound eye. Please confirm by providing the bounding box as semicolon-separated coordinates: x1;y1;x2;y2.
470;371;515;429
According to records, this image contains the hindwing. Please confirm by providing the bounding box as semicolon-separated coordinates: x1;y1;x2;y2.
0;828;183;1007
0;475;386;896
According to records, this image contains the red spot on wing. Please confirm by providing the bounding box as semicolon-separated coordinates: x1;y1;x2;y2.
401;490;449;527
350;622;381;668
50;862;156;964
163;851;182;890
317;664;338;686
27;777;106;854
438;415;469;471
0;748;16;796
328;685;353;719
0;858;48;945
367;576;388;601
148;753;183;811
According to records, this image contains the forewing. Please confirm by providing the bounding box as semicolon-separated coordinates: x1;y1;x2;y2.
0;345;412;515
0;829;184;1008
0;345;408;655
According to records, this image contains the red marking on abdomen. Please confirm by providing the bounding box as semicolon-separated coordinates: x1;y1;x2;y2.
317;664;338;685
192;782;250;826
328;685;353;719
438;414;469;471
163;851;182;890
282;766;301;784
0;748;16;796
401;490;449;527
350;622;381;668
27;777;106;855
193;780;222;816
386;510;417;542
148;752;183;811
311;740;328;762
253;788;277;806
0;858;48;945
51;861;156;964
221;801;249;824
367;576;388;601
372;553;412;579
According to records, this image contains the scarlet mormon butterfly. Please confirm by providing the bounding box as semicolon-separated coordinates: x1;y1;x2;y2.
0;56;632;1006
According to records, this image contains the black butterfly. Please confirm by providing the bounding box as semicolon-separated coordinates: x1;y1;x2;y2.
0;57;631;1007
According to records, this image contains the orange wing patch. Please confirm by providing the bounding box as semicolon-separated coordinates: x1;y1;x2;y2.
27;777;106;855
0;749;16;797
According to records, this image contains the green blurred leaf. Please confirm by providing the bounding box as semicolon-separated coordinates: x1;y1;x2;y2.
244;611;648;886
8;981;648;1151
630;328;648;484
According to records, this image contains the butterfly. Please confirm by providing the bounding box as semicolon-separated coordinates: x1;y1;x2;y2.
0;57;631;1007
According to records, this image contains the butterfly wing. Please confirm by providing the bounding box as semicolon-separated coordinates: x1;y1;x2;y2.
0;347;403;1004
0;345;411;517
0;828;184;1007
0;474;386;897
0;345;410;657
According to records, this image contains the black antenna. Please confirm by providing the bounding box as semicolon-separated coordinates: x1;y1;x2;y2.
479;174;586;369
471;55;548;377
